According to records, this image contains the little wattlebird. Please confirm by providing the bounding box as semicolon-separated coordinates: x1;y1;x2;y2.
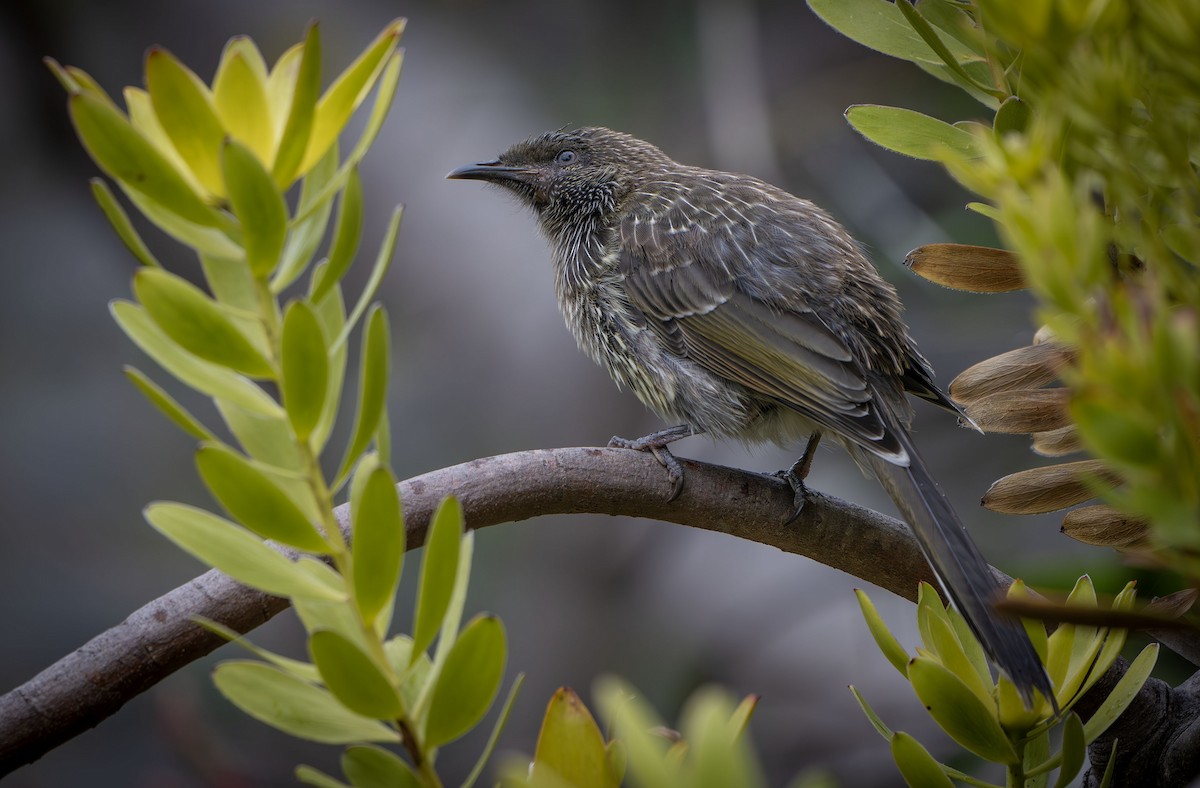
448;126;1054;708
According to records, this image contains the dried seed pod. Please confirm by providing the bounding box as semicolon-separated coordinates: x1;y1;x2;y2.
963;388;1072;434
905;243;1027;293
950;343;1075;403
1033;324;1056;345
1061;504;1150;547
1032;424;1084;457
982;459;1121;514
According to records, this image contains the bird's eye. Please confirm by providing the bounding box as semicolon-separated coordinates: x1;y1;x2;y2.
556;150;577;165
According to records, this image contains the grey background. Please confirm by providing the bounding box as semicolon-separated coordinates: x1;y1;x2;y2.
1;1;1102;785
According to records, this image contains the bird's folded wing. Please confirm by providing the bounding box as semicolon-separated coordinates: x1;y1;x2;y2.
617;217;904;460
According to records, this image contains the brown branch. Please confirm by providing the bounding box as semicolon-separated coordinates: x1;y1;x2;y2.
0;447;1190;783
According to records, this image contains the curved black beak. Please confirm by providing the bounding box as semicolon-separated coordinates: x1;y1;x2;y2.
445;159;532;183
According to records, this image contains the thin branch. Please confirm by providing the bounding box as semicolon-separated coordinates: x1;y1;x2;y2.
0;447;1191;784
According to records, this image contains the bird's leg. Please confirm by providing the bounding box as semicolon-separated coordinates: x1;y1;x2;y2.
776;431;822;524
609;424;696;501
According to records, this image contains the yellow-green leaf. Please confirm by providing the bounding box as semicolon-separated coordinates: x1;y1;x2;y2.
222;138;288;279
855;588;910;675
309;276;347;453
425;614;507;747
272;143;339;293
272;23;321;188
846;104;982;161
133;268;273;378
333;206;402;354
145;47;227;197
124;365;215;441
907;656;1018;764
281;300;329;441
312;166;364;303
411;496;463;662
351;465;405;623
111;301;281;417
69;91;219;227
301;19;405;175
333;305;390;487
891;732;953;788
213;660;397;743
309;629;404;720
145;502;341;600
213;38;274;164
194;616;321;683
196;443;328;553
808;0;980;65
1082;643;1158;745
90;178;161;267
531;687;619;788
342;745;419;788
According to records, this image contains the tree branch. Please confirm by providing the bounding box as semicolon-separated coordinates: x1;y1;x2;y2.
0;447;1190;784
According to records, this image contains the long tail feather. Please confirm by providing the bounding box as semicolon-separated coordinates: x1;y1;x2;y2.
860;431;1055;710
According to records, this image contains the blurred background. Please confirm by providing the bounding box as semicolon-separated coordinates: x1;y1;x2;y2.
0;0;1107;785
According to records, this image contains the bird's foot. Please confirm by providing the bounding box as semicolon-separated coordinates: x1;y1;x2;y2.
609;424;694;502
775;432;822;524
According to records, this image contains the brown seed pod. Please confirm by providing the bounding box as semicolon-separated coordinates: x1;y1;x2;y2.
905;243;1027;292
1061;504;1150;547
963;388;1072;434
1032;425;1084;457
982;459;1121;514
950;343;1075;403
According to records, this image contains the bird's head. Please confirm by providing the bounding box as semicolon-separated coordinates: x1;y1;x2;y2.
447;127;670;233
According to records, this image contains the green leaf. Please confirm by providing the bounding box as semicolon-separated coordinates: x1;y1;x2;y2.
1097;740;1118;788
111;301;281;417
808;0;980;66
463;674;526;788
124;365;215;441
425;614;507;747
411;496;463;662
895;0;1001;98
215;398;304;472
196;443;328;552
312;167;364;303
994;96;1032;139
213;38;274;165
849;686;894;741
1082;643;1158;744
301;20;404;175
213;660;398;744
333;207;402;355
90;178;161;267
907;656;1018;764
194;616;322;683
309;629;403;719
310;277;348;453
120;183;243;258
272;142;339;294
272;23;321;188
296;765;351;788
145;47;227;197
682;686;765;788
342;745;419;788
222;138;288;279
1053;712;1086;788
352;465;405;622
594;677;671;788
281;300;329;441
855;589;909;675
890;732;953;788
531;687;619;788
333;305;390;488
915;581;949;653
945;607;992;691
133;268;273;378
201;254;257;311
1024;728;1051;788
846;104;983;161
145;502;342;599
966;201;1002;220
925;615;994;708
68;91;220;227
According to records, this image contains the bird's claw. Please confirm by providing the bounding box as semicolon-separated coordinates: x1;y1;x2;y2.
609;427;691;501
775;464;811;524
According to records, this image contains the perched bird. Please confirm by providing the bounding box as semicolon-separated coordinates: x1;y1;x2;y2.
448;127;1053;708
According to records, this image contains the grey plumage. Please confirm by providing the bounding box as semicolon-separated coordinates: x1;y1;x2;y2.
448;126;1053;708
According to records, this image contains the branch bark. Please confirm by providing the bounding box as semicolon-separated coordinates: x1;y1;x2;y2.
0;447;1192;784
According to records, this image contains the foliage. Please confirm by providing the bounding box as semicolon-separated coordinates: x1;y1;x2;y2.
854;579;1157;787
810;0;1200;577
51;22;520;787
